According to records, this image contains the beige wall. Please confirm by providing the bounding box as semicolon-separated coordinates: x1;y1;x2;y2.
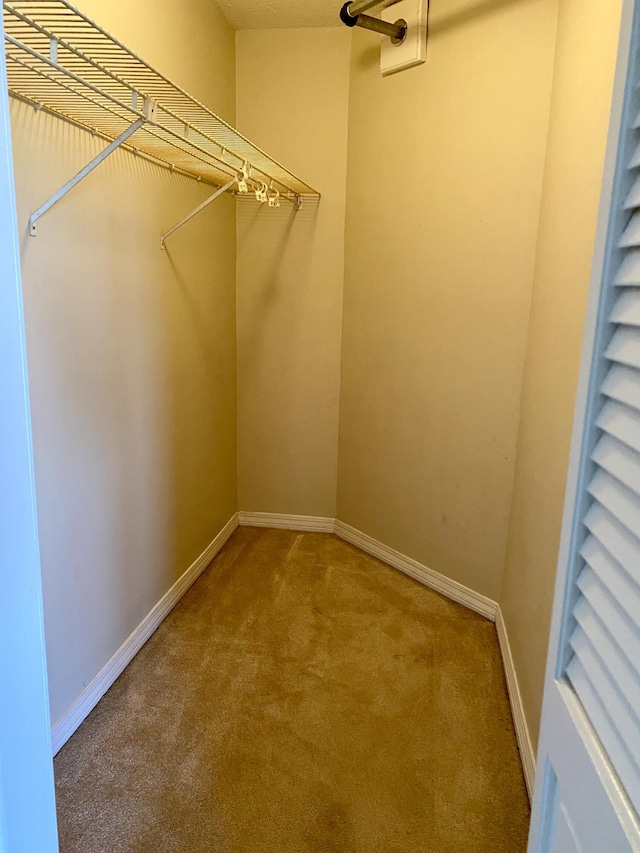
236;28;351;517
500;0;625;750
337;0;558;600
13;0;237;725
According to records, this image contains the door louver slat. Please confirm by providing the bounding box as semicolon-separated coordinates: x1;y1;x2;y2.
614;249;640;285
566;244;640;814
597;400;640;453
619;211;640;246
567;655;640;811
570;625;640;769
573;600;640;714
601;364;640;412
580;536;640;628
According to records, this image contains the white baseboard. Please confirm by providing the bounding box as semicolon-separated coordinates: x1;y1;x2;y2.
334;520;498;621
51;512;239;755
238;511;336;533
495;604;536;799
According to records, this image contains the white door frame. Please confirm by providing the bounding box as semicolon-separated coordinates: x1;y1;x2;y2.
0;11;59;853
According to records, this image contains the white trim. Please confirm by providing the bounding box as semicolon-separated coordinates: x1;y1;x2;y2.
238;511;336;532
334;520;498;620
495;605;536;800
50;512;239;755
0;10;59;846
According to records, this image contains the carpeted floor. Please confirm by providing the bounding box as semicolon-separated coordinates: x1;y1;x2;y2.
54;527;530;852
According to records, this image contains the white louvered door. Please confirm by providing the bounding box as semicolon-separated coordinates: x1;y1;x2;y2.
528;2;640;851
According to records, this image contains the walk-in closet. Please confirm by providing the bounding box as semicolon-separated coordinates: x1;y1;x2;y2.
2;0;639;851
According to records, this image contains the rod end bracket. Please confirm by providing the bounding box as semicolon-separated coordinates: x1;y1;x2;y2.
340;2;359;27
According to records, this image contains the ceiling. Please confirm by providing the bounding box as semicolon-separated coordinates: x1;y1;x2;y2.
213;0;342;29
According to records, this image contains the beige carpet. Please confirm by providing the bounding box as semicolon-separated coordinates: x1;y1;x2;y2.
54;528;530;852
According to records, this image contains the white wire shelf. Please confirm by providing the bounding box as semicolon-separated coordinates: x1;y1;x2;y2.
3;0;320;213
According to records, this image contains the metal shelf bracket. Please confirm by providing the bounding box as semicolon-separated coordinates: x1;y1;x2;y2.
160;177;236;249
29;114;147;236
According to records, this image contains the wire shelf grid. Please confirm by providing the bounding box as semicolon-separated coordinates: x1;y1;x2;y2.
3;0;320;198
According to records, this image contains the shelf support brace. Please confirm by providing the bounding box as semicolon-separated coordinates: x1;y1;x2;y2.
29;117;146;236
160;177;236;249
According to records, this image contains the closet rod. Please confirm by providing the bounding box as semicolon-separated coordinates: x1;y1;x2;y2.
339;3;406;40
346;0;389;14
